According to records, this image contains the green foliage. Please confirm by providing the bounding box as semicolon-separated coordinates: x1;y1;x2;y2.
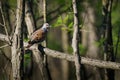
56;0;72;11
55;16;63;26
79;44;86;55
24;38;29;42
47;37;62;51
112;4;120;57
24;53;31;69
67;46;73;54
52;12;73;32
56;0;65;5
8;0;17;7
95;38;106;47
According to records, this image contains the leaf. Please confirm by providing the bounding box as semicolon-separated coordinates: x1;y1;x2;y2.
68;22;73;28
24;38;29;42
61;27;67;31
56;16;62;24
63;15;69;24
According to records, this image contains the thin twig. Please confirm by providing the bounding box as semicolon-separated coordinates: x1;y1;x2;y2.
0;2;11;45
0;23;5;27
0;44;9;49
0;3;9;36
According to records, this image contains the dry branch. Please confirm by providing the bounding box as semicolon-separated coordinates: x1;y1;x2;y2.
41;47;120;70
0;44;9;49
0;33;10;42
30;45;120;70
1;33;120;70
0;2;11;44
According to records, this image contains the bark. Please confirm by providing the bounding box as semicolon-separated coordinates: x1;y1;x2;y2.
11;0;25;80
72;0;81;80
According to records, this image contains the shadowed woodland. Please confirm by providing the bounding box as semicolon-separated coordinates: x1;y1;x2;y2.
0;0;120;80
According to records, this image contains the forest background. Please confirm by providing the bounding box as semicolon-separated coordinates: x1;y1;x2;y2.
0;0;120;80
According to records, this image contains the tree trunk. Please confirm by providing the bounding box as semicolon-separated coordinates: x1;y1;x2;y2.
11;0;25;80
72;0;81;80
102;0;115;80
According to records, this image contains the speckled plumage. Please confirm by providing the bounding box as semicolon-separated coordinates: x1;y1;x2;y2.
26;23;50;48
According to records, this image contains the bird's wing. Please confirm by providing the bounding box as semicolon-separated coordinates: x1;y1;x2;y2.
29;29;46;43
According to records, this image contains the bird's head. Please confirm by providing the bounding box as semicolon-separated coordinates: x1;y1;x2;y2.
42;23;50;31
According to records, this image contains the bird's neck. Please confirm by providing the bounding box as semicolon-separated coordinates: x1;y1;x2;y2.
41;27;48;32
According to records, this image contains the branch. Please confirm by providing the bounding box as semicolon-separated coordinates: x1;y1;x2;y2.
40;46;120;70
1;33;120;70
0;2;11;44
25;44;120;70
0;23;5;27
0;33;10;42
0;44;9;49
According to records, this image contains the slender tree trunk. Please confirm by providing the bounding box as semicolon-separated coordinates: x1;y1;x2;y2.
72;0;81;80
102;0;115;80
11;0;25;80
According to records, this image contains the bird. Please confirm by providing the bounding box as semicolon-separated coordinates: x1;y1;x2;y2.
26;23;50;48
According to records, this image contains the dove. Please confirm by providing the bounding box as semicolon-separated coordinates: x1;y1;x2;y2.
26;23;50;48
